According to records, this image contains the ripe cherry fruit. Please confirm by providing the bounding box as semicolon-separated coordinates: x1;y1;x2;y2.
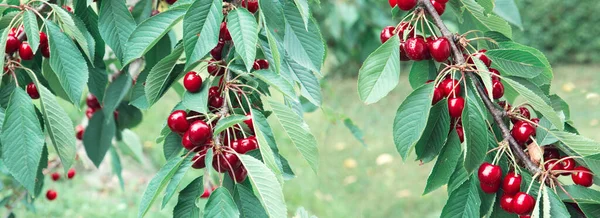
432;86;443;105
191;148;208;169
19;42;34;60
492;80;504;99
242;0;259;13
46;189;58;201
183;71;202;93
447;97;465;118
182;131;201;151
489;68;501;81
478;162;502;184
380;26;395;44
468;50;492;67
219;22;231;41
388;0;397;7
440;78;460;97
40;32;48;45
165;0;177;4
213;152;241;172
232;136;259;154
456;125;464;143
244;113;254;132
228;166;248;183
188;120;211;144
544;159;563;175
500;194;515;213
502;172;522;195
207;59;224;76
428;37;450;62
51;172;60;181
397;22;414;38
397;0;417;11
76;125;85;140
86;94;101;109
209;96;224;109
512;192;535;215
26;82;40;99
168;110;190;134
67;168;76;179
405;37;429;61
560;157;576;175
210;40;224;60
430;0;446;15
543;147;560;160
572;166;593;187
480;181;500;194
511;121;535;144
5;34;20;53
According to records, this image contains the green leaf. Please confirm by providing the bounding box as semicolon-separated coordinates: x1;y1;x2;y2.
182;81;209;114
46;20;89;104
287;60;321;106
213;115;248;136
161;155;194;208
393;83;434;160
461;0;512;38
41;59;72;101
228;8;259;72
103;73;132;117
408;60;436;89
145;43;185;107
251;109;284;183
357;35;400;104
549;131;600;157
173;177;203;217
120;129;145;163
49;4;96;62
270;100;319;173
535;117;558;145
502;76;563;130
204;187;240;218
423;129;462;195
123;8;186;66
109;146;125;190
0;28;10;80
440;178;481;217
235;183;268;218
1;89;44;194
415;99;450;163
485;49;547;79
138;154;190;218
83;109;116;167
34;144;48;197
131;0;153;24
163;132;183;160
238;155;287;218
473;58;494;100
253;69;296;99
22;10;40;52
493;0;522;29
283;4;325;74
98;0;136;63
462;94;488;173
343;118;368;147
259;0;285;40
544;185;570;217
131;33;174;109
477;0;494;15
182;0;222;68
557;185;600;204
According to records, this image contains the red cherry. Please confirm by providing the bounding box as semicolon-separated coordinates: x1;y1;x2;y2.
182;131;201;151
388;0;397;7
447;97;465;118
86;94;101;109
500;194;515;213
207;59;224;76
213;152;241;172
244;113;254;132
168;110;189;134
227;166;248;183
40;32;48;45
440;78;461;97
512;192;535;215
436;0;448;3
404;37;429;61
67;168;76;179
85;107;97;119
560;157;576;175
75;125;85;140
531;118;540;125
399;41;410;61
430;0;446;15
502;172;522;195
428;37;450;62
219;22;232;41
165;0;177;4
242;0;259;13
489;68;501;81
231;136;258;154
432;86;443;105
544;159;564;175
380;26;395;44
191;148;208;169
456;125;464;143
478;162;502;185
572;166;593;187
492;80;504;99
397;0;417;10
468;50;492;67
19;42;34;60
183;71;202;93
256;59;269;69
26;82;40;99
397;22;414;39
188;120;211;145
519;215;531;218
543;148;560;160
511;107;531;123
41;43;50;58
209;96;224;109
210;40;225;60
209;86;220;98
62;5;72;12
498;101;511;111
51;172;60;181
480;181;500;194
200;188;211;198
511;121;535;144
5;35;20;53
252;60;262;70
46;189;57;200
113;110;119;120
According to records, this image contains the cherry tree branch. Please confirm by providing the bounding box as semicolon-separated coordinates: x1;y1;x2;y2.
418;0;541;174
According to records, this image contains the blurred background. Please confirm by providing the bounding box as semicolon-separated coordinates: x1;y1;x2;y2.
13;0;600;217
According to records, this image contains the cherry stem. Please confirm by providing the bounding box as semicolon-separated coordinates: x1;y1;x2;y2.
418;0;541;175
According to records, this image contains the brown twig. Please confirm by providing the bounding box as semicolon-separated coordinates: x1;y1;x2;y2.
418;0;541;174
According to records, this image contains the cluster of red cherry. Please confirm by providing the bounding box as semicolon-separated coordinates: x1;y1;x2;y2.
72;94;118;141
478;163;535;217
5;26;48;61
45;168;77;201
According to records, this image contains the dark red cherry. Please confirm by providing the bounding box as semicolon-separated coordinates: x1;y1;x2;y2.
207;59;224;76
85;107;96;119
19;42;34;60
209;96;224;109
560;157;576;175
67;168;76;179
182;131;201;151
219;22;232;41
436;0;448;3
75;125;84;140
39;32;48;45
183;71;203;93
200;188;211;198
46;189;57;200
168;110;189;134
165;0;177;4
480;181;500;194
469;50;492;67
502;172;522;195
6;35;21;53
397;0;417;10
405;37;429;61
242;0;258;13
213;152;241;172
51;172;60;181
489;68;501;81
543;148;560;160
210;40;225;60
380;26;395;44
432;86;443;105
512;192;535;215
440;78;460;97
478;162;502;185
231;136;258;154
256;59;269;69
500;194;515;213
456;125;464;143
191;148;208;169
492;80;504;99
397;22;414;39
447;97;465;118
511;121;535;144
26;82;40;99
86;94;101;109
209;86;220;98
41;43;50;58
572;166;593;187
188;120;211;145
544;159;564;175
227;166;248;183
430;0;446;15
511;107;531;123
428;37;450;62
399;41;410;61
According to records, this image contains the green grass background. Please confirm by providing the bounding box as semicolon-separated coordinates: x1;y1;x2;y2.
12;65;600;217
